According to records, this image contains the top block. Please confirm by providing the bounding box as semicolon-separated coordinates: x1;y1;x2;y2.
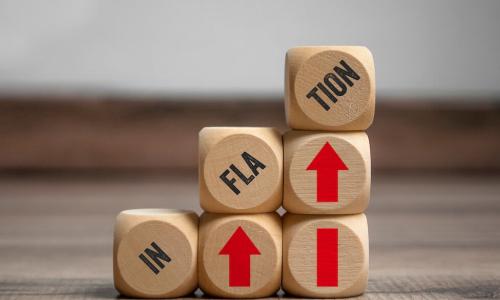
199;127;283;213
285;46;375;131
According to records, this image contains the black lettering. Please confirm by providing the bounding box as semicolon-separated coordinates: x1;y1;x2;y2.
306;87;330;111
139;242;171;275
334;60;360;87
139;253;159;274
324;73;347;97
230;164;254;185
317;81;337;104
220;169;240;195
242;152;266;176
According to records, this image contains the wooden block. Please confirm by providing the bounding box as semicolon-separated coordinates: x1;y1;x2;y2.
198;212;282;298
283;213;369;298
199;127;283;213
284;130;370;214
285;46;375;131
113;209;198;298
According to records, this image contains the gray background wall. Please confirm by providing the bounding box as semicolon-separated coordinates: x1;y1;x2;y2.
1;0;499;100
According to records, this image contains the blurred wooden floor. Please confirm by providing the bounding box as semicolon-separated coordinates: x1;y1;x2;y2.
1;96;500;171
0;171;499;299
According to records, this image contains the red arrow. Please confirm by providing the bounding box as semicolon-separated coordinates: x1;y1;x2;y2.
307;142;348;202
219;226;261;287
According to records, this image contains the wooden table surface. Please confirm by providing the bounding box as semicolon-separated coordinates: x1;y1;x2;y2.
0;172;499;299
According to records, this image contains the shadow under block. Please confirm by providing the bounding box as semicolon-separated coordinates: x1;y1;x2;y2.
284;130;370;214
283;213;369;298
199;127;283;213
198;213;282;298
113;209;198;298
285;46;375;131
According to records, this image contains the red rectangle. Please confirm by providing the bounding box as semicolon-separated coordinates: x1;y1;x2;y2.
317;228;338;287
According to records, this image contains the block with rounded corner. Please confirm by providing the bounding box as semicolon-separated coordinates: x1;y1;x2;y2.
285;46;375;131
198;212;282;298
199;127;283;213
283;213;369;298
113;209;198;298
284;130;370;214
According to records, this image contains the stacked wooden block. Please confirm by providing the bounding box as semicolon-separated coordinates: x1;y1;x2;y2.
113;46;375;299
282;46;374;298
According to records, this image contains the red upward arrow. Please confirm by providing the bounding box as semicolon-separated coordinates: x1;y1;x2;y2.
219;226;261;287
307;142;348;202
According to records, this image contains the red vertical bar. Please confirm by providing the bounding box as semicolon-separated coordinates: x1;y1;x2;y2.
317;228;338;287
316;171;339;202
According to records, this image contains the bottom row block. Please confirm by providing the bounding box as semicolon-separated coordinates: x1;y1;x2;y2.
113;209;199;298
199;213;282;298
283;214;369;298
113;209;368;299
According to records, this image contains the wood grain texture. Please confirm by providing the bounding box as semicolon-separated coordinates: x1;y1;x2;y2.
283;213;368;298
285;46;375;131
0;172;499;299
284;131;370;214
199;127;283;213
113;209;198;298
198;213;282;298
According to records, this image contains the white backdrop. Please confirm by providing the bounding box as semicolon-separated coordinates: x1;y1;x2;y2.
1;0;499;100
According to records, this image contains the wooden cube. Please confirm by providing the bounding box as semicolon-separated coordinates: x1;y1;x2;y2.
198;212;282;298
284;130;370;214
113;209;198;298
285;46;375;131
283;213;369;298
199;127;283;213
